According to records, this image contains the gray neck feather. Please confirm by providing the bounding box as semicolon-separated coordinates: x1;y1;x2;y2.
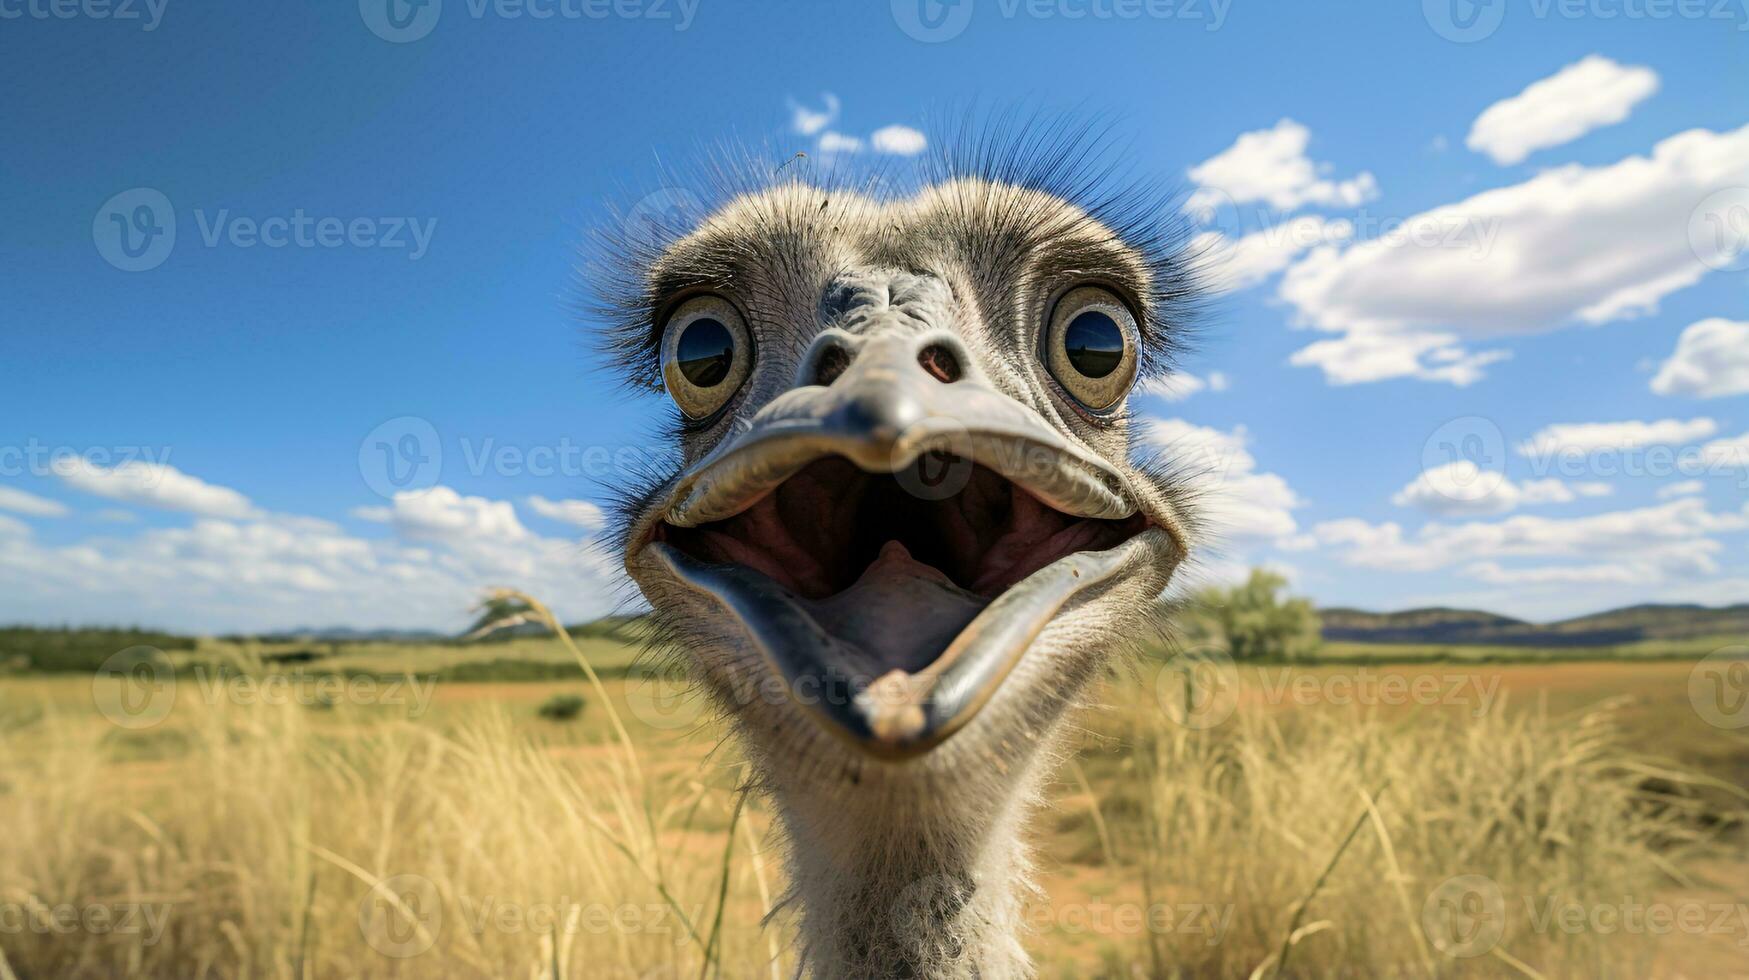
765;755;1049;980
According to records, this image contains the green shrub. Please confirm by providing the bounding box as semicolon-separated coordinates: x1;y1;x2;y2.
536;693;586;721
1195;569;1321;661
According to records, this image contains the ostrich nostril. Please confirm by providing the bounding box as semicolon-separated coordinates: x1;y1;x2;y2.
814;344;854;387
917;343;962;383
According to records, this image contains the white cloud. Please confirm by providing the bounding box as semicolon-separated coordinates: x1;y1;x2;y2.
1517;417;1718;457
384;486;528;543
1141;374;1204;401
1193;216;1354;294
525;495;607;530
1138;370;1228;402
1465;561;1654;585
870;125;927;156
1698;430;1749;471
0;514;29;537
1289;333;1510;387
0;483;619;633
784;96;922;158
1651;318;1749;399
52;459;257;519
1141;419;1302;539
1183;556;1305;595
788;93;839;136
1185;119;1378;220
1652;575;1749;608
1314;498;1748;587
1573;266;1707;324
1142;418;1248;474
1466;56;1659;165
0;486;68;518
1280;123;1749;385
1517;479;1582;505
1392;462;1613;516
1392;462;1512;516
94;509;138;523
816;131;863;154
1658;480;1706;499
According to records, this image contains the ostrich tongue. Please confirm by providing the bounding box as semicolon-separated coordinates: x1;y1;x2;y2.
651;530;1147;758
796;540;989;677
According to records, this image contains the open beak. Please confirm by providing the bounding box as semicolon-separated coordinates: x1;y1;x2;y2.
633;335;1180;760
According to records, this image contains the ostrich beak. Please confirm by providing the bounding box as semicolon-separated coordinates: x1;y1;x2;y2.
636;335;1180;760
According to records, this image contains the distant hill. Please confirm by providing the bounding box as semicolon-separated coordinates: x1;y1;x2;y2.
247;627;450;644
1320;607;1526;641
1543;603;1749;639
3;604;1735;670
565;615;647;642
1321;603;1748;647
237;616;651;646
0;626;196;672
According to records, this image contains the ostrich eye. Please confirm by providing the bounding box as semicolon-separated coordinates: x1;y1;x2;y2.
660;295;752;420
1044;286;1138;411
675;318;733;387
1063;311;1123;378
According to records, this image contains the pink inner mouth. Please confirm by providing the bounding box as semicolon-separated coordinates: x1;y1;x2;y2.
656;455;1149;602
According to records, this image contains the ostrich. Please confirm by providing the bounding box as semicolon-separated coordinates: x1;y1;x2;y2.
599;126;1203;979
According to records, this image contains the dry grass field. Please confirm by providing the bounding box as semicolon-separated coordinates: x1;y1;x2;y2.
2;637;1746;978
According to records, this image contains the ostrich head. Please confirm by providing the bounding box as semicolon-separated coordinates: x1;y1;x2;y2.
601;129;1202;978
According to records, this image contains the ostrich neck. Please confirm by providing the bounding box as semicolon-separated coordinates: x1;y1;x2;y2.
769;760;1047;980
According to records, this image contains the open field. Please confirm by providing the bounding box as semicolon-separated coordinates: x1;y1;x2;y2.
1316;634;1745;665
2;640;1747;978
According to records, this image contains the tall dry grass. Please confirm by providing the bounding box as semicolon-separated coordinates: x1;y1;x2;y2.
1;653;1738;977
1107;684;1739;979
0;593;788;980
0;692;788;980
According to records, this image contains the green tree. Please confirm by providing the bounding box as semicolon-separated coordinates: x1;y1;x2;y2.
1198;569;1321;661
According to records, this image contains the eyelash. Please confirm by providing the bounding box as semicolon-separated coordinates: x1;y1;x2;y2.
1037;280;1145;425
646;272;1149;427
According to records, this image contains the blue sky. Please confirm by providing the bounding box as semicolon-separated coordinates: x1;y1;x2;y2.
0;1;1745;631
